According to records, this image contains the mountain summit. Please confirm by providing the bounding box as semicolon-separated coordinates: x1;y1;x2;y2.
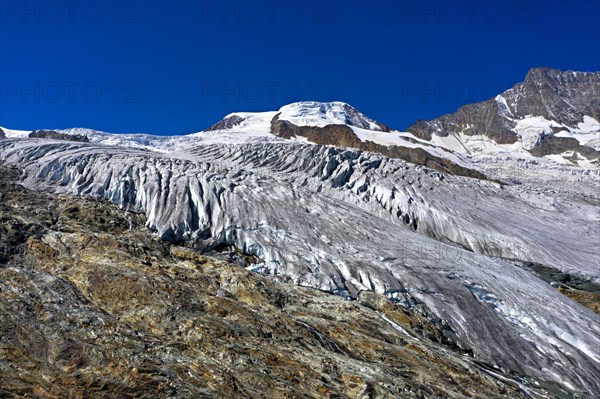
407;67;600;161
205;101;390;132
276;101;390;131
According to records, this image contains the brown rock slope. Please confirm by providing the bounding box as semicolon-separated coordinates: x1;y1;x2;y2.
270;115;488;180
0;166;541;398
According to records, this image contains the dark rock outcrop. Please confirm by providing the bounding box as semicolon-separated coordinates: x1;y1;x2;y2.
530;135;600;161
29;130;89;142
0;127;5;139
408;99;519;144
204;115;245;131
334;102;391;132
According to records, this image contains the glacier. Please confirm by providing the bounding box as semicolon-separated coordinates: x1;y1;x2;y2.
1;133;599;396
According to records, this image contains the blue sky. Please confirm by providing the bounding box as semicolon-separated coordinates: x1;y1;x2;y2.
1;0;598;134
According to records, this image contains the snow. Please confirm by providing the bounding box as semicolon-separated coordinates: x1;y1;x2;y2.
555;131;600;150
495;94;513;116
431;131;529;168
185;111;281;145
214;111;278;132
351;127;410;147
58;116;282;149
350;127;465;164
429;132;471;154
188;129;279;145
1;127;31;138
9;103;594;172
550;116;600;150
278;101;382;130
421;113;598;163
377;311;418;340
512;116;562;150
577;115;600;133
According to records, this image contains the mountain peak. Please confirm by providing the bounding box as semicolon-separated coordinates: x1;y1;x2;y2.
407;67;600;160
205;101;391;133
277;101;389;131
279;101;353;114
524;67;598;85
524;66;561;81
283;100;350;108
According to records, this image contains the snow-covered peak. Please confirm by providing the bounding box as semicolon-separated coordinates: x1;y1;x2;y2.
277;101;388;131
206;101;389;132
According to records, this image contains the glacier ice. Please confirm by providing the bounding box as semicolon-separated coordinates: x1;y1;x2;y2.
1;137;599;396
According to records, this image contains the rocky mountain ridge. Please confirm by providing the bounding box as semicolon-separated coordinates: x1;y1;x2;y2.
407;68;600;161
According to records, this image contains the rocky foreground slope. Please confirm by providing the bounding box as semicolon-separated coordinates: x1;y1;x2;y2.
0;166;537;398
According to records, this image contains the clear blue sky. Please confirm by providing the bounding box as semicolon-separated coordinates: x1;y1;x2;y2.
1;0;598;134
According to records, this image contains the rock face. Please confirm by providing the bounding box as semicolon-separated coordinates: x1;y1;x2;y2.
408;97;519;143
0;166;534;398
270;114;487;179
0;127;5;139
29;129;89;142
407;67;600;156
2;138;599;397
531;135;600;159
205;114;246;131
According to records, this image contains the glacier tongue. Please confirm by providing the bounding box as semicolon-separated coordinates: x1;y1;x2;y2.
1;137;599;395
